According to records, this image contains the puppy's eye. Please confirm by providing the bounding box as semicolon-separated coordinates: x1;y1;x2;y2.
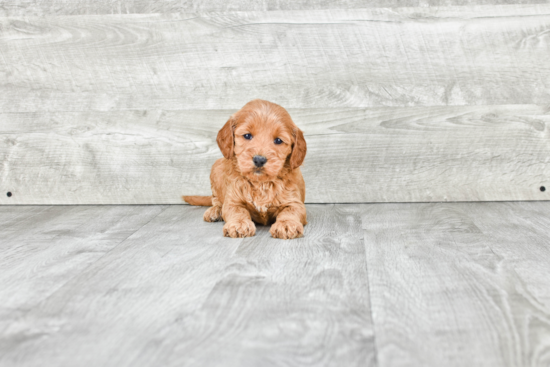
243;134;253;140
274;138;283;145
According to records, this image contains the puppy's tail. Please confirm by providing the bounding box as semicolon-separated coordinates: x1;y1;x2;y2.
182;195;213;206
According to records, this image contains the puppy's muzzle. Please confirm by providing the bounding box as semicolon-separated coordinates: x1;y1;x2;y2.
253;155;268;168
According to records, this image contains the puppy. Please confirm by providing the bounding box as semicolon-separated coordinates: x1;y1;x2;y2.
183;99;307;239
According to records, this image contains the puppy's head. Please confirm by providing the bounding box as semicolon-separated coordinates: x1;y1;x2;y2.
217;99;306;181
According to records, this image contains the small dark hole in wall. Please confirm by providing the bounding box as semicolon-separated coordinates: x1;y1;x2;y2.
6;192;12;197
541;186;546;192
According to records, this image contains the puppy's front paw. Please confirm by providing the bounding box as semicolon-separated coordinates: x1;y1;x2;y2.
223;219;256;238
204;206;222;222
270;220;304;240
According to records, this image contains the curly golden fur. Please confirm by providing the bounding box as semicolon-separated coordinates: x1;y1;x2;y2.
183;99;307;239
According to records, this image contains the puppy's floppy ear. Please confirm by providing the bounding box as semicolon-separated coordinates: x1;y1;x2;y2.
289;127;307;169
217;117;235;159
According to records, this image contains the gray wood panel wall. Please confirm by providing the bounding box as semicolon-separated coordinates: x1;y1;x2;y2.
2;0;550;15
1;2;549;204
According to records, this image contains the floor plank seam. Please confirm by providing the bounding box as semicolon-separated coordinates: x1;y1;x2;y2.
359;219;381;367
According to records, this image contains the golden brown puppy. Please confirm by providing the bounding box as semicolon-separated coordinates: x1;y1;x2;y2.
183;99;307;239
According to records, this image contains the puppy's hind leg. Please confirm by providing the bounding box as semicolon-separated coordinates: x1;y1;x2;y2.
203;196;223;222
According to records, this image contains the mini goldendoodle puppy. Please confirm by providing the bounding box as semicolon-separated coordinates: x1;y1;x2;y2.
183;99;307;239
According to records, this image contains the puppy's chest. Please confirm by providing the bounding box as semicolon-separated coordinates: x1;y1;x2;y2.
245;184;282;224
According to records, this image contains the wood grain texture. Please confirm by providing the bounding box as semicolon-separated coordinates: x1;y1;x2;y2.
466;202;550;309
361;202;550;367
2;0;549;16
1;105;548;204
0;204;375;367
0;205;166;311
1;5;550;111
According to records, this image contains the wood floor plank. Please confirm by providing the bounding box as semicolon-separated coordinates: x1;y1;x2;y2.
0;206;84;243
160;204;374;367
0;206;52;233
466;202;550;308
3;203;550;366
1;5;550;111
1;105;548;204
0;205;166;311
361;202;550;367
0;204;375;367
2;0;547;16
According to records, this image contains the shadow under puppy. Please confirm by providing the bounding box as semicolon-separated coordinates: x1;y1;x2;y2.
183;99;307;239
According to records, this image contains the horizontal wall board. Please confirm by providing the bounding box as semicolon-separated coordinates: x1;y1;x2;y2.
1;104;548;204
2;0;549;16
1;5;550;111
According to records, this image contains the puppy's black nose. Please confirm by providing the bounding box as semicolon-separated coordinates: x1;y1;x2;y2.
253;155;267;167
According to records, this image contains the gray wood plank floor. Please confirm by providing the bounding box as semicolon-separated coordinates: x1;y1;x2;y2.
1;202;550;366
362;203;550;366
